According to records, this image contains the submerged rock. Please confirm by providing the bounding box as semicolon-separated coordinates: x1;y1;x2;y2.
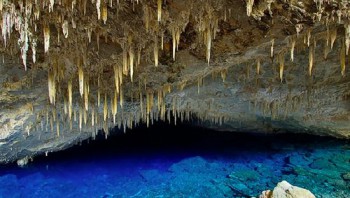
342;172;350;181
259;180;315;198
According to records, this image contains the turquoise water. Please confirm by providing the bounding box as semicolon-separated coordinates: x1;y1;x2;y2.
0;123;349;198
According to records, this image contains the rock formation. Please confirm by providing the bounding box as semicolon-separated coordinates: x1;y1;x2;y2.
1;0;350;163
259;180;316;198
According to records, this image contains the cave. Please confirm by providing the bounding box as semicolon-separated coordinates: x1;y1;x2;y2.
0;0;350;197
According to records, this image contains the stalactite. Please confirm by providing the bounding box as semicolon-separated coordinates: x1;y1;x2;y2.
62;20;69;38
123;47;128;75
307;29;311;47
172;27;176;61
309;44;314;76
246;0;254;17
326;26;330;46
102;2;107;24
112;91;118;124
154;36;159;67
84;79;89;111
345;23;350;55
157;0;162;22
114;65;120;93
56;119;60;137
49;0;54;12
48;70;56;105
44;25;50;53
96;0;101;20
103;93;107;122
97;76;101;107
271;39;274;58
120;87;123;108
87;28;92;43
256;59;261;75
91;108;95;127
176;29;181;51
79;107;83;131
78;63;84;97
68;80;72;120
146;114;150;128
330;29;337;50
206;28;211;65
279;53;285;82
290;37;295;62
146;92;153;116
161;32;164;50
341;44;346;77
32;38;37;64
129;47;134;82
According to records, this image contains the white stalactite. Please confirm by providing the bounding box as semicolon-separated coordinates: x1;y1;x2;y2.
44;25;50;53
246;0;254;17
158;0;162;22
62;20;69;38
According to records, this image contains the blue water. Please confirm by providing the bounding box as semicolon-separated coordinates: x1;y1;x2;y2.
0;123;349;198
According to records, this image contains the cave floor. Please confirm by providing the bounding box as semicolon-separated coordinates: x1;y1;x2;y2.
0;124;349;198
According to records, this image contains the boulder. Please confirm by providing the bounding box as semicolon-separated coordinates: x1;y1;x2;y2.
259;180;315;198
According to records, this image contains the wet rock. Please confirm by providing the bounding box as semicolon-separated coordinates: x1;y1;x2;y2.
259;190;272;198
260;180;315;198
341;172;350;181
228;169;260;182
286;154;312;167
331;152;350;171
138;169;162;182
309;158;335;169
327;179;348;191
293;166;342;180
168;156;209;173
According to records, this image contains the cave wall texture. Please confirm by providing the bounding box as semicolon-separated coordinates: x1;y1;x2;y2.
1;0;350;164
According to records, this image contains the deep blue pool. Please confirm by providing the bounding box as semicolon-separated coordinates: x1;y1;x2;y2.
0;122;349;198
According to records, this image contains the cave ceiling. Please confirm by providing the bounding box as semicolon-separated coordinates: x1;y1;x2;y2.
1;0;350;163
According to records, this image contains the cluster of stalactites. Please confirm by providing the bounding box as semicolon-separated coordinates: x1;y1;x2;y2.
245;0;273;20
197;7;219;65
256;25;348;80
42;71;184;138
0;0;137;70
47;57;67;105
120;38;142;82
1;1;35;70
170;26;181;61
242;0;350;77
